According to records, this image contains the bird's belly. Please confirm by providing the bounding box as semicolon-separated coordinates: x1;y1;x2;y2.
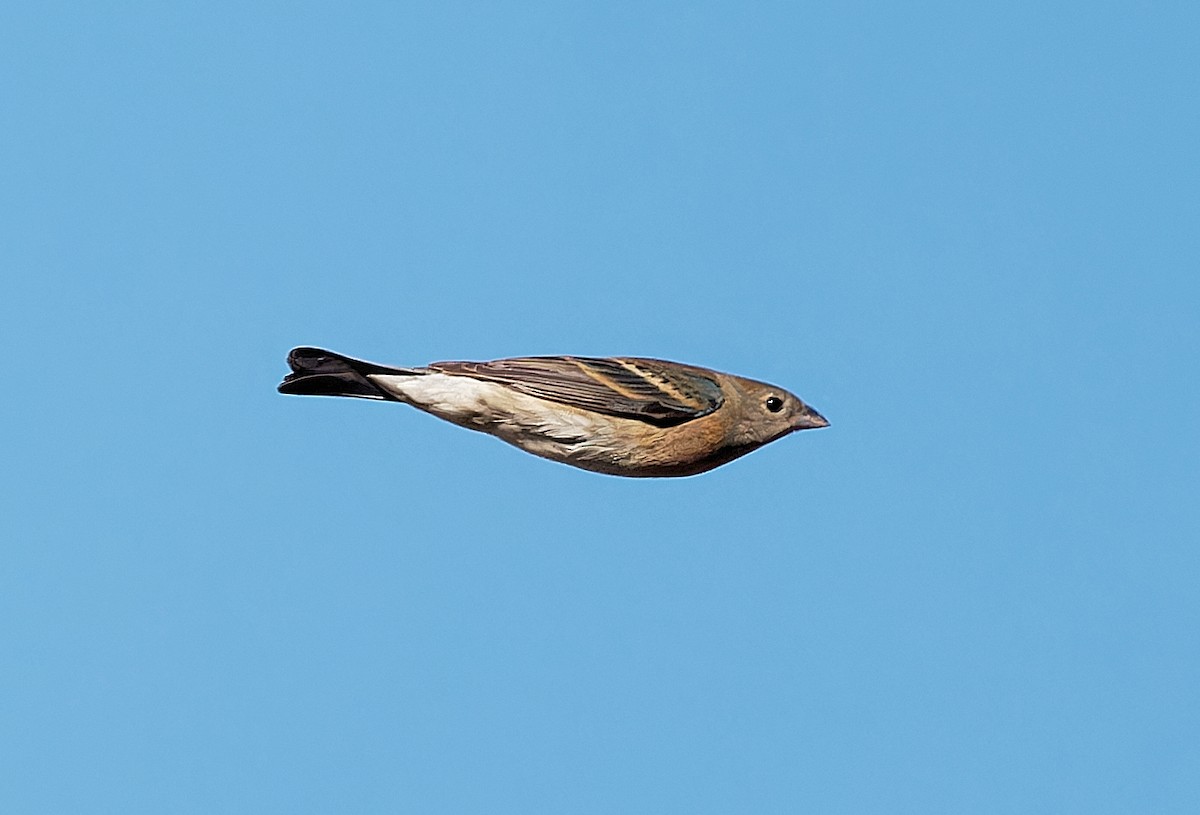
368;372;729;476
372;371;615;442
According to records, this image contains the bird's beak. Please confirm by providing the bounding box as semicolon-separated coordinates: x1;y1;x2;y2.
792;405;829;431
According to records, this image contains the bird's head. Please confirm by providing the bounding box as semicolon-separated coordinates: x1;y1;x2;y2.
724;375;829;448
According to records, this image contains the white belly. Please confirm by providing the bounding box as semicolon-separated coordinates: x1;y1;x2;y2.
369;372;615;454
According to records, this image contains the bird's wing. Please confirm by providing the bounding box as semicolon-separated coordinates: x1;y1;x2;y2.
429;356;724;426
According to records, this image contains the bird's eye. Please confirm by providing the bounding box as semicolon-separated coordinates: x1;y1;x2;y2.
765;396;784;413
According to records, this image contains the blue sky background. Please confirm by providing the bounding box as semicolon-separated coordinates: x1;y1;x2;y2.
3;2;1198;812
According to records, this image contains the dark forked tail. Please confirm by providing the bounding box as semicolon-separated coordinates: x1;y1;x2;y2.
278;347;417;400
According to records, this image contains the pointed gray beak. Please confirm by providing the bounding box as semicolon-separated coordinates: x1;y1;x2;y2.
793;405;829;431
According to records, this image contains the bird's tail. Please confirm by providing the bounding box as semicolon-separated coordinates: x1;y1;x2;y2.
278;347;419;400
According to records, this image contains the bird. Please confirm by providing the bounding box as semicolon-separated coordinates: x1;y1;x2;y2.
278;347;828;477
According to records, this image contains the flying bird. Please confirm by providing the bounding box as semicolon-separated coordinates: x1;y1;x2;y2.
278;347;828;477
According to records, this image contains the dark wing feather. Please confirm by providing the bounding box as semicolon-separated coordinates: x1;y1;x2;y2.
429;356;724;426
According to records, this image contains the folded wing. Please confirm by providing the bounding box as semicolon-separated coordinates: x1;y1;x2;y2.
430;356;724;426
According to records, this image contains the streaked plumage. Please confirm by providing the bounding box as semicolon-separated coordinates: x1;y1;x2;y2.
278;347;828;477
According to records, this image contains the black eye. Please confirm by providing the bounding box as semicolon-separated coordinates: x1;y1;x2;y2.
765;396;784;413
